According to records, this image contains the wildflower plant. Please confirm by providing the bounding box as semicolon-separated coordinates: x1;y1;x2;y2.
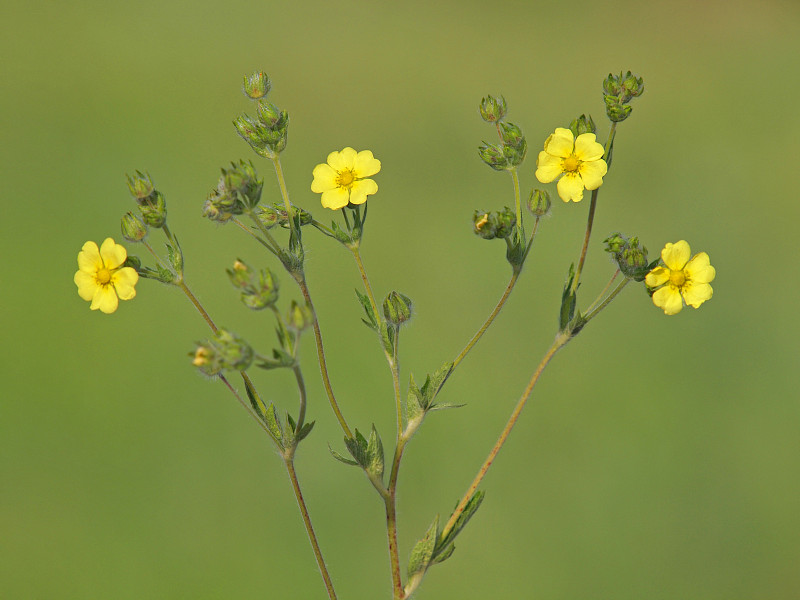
72;69;716;599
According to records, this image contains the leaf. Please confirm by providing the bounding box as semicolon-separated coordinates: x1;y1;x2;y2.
366;425;385;482
406;374;424;422
427;402;466;412
379;322;394;355
436;490;485;556
296;421;315;443
431;542;455;565
424;362;453;406
264;403;284;449
407;516;438;578
329;445;359;466
355;289;378;330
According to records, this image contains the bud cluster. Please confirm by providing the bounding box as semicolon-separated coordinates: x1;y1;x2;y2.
258;203;314;230
383;291;413;326
477;96;527;171
203;161;263;223
234;72;289;158
604;232;650;280
473;207;516;240
227;259;279;310
126;171;167;228
603;71;644;123
192;329;254;376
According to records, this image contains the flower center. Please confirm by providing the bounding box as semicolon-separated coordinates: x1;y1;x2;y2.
96;267;112;285
562;155;580;173
669;270;686;288
337;169;356;188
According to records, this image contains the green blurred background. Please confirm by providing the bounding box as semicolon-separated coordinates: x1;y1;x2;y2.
2;0;799;598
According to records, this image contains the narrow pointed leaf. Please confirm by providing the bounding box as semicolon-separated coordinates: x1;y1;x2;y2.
407;516;439;578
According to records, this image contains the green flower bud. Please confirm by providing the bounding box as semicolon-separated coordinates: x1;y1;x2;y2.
287;300;314;331
478;143;509;171
272;203;313;228
192;329;253;375
227;260;280;310
569;114;596;136
604;95;633;122
473;210;497;239
527;189;551;217
620;71;644;100
603;232;627;254
479;95;507;123
243;71;271;100
256;205;279;229
233;114;274;158
221;160;263;209
602;73;623;97
383;291;413;326
139;191;167;228
126;171;155;201
498;122;525;149
256;101;288;129
494;206;516;239
604;233;650;281
121;212;148;242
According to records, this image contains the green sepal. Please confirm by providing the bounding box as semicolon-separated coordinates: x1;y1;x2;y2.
407;516;438;578
505;233;526;268
435;490;485;561
356;289;378;330
264;403;284;449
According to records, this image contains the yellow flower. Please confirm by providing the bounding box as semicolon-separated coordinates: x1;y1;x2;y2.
311;147;381;210
74;238;139;314
535;128;607;202
645;240;715;315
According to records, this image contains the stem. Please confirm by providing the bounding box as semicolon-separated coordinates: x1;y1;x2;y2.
583;277;630;324
571;122;618;295
584;269;620;315
218;374;275;440
295;276;353;439
451;218;541;371
176;280;217;333
271;156;296;231
509;168;523;240
284;458;339;600
351;245;381;319
233;216;280;256
292;364;307;432
385;434;408;600
441;333;569;540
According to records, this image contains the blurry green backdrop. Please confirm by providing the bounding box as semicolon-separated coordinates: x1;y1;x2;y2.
2;0;799;598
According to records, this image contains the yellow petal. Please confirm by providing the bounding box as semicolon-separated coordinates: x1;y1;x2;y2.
90;285;119;314
661;241;691;271
311;163;338;192
574;133;605;161
328;147;356;171
112;267;139;300
578;158;607;190
349;179;378;205
684;252;716;284
535;152;562;183
74;270;98;301
556;173;585;202
645;266;669;287
543;128;574;158
354;150;381;177
652;286;683;315
320;188;350;210
99;238;127;270
77;241;101;273
682;282;713;308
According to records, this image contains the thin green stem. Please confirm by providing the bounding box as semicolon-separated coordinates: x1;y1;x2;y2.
584;269;620;315
295;276;353;439
385;433;409;600
232;216;280;256
510;168;523;240
218;374;275;440
284;458;339;600
311;219;336;238
271;156;296;231
292;364;307;432
451;218;540;371
351;245;381;319
176;279;217;332
583;277;630;324
441;333;569;540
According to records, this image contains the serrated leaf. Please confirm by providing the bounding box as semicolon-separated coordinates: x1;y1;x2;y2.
424;362;453;406
264;403;284;449
427;402;466;412
345;429;370;468
407;516;438;578
329;445;359;466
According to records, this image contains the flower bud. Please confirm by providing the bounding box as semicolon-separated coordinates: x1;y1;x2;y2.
479;95;507;123
499;122;525;149
604;95;633;122
493;207;516;239
569;114;596;136
383;291;413;326
257;205;279;229
478;143;509;171
227;260;280;310
221;160;263;209
121;212;148;242
126;171;155;201
620;71;644;100
139;191;167;228
243;71;271;100
192;329;253;375
603;232;627;254
473;210;497;239
527;189;551;217
604;233;650;281
287;300;314;331
256;101;288;129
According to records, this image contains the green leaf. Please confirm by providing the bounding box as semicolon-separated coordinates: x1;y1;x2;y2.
407;516;438;578
427;402;466;412
406;374;424;422
379;322;394;355
559;263;577;332
436;490;485;557
345;429;370;468
296;421;315;443
366;425;385;482
329;445;359;466
431;542;455;565
424;362;453;406
355;289;378;330
264;403;284;449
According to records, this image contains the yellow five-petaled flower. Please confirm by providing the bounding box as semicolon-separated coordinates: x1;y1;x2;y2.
645;240;715;315
74;238;139;314
535;127;608;203
311;147;381;210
